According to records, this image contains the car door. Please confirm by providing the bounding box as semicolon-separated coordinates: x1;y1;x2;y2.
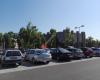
56;49;61;57
52;49;58;59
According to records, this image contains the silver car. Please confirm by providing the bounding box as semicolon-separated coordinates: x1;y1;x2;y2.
25;49;52;64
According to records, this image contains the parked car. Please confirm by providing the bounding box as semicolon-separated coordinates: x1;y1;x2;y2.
81;47;94;58
0;49;3;59
92;48;100;57
50;48;73;61
66;48;85;59
0;49;23;66
44;48;50;53
25;49;52;64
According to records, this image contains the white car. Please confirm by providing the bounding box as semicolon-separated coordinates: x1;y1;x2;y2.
0;49;23;66
25;49;52;64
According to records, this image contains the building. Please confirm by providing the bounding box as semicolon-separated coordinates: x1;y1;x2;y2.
45;30;86;48
74;31;86;47
56;32;64;43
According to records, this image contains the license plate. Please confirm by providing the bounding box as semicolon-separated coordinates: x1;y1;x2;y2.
10;57;17;60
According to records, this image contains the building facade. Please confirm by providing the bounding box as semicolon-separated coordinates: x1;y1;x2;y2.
45;30;86;48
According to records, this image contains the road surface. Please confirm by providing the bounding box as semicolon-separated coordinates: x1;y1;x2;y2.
0;58;100;80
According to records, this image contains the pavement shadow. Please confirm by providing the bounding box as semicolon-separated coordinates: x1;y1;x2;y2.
0;64;18;70
0;61;48;70
52;59;72;63
22;61;47;67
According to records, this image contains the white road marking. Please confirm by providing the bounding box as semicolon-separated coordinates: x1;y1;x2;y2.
0;57;99;74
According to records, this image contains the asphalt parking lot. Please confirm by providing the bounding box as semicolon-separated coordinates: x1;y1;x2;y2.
0;57;98;74
0;57;99;80
0;57;100;80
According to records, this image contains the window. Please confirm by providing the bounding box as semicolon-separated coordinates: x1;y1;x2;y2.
6;51;21;57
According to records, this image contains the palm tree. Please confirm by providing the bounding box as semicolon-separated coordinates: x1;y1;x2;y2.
18;22;43;48
47;29;57;48
63;27;73;47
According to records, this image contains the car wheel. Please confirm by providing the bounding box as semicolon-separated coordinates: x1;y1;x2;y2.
19;62;22;65
66;58;71;61
90;56;92;58
45;61;50;64
56;57;60;61
1;62;5;67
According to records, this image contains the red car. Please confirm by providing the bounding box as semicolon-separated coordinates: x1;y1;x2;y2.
81;47;94;58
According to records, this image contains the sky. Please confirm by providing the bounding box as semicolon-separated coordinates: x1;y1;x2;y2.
0;0;100;39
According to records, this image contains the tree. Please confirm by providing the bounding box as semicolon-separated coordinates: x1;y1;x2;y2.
0;33;3;46
86;36;94;47
70;30;75;46
47;28;57;48
3;32;16;49
63;27;73;47
18;22;44;48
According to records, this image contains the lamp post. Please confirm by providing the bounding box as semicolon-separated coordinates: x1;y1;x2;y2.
75;25;85;48
75;25;84;32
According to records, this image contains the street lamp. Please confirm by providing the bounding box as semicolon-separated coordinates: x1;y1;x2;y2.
75;25;85;32
75;25;84;32
74;25;85;48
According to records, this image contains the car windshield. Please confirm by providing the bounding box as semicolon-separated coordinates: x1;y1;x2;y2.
76;49;83;52
59;48;70;53
93;48;99;50
6;51;21;57
29;50;35;54
68;48;77;52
